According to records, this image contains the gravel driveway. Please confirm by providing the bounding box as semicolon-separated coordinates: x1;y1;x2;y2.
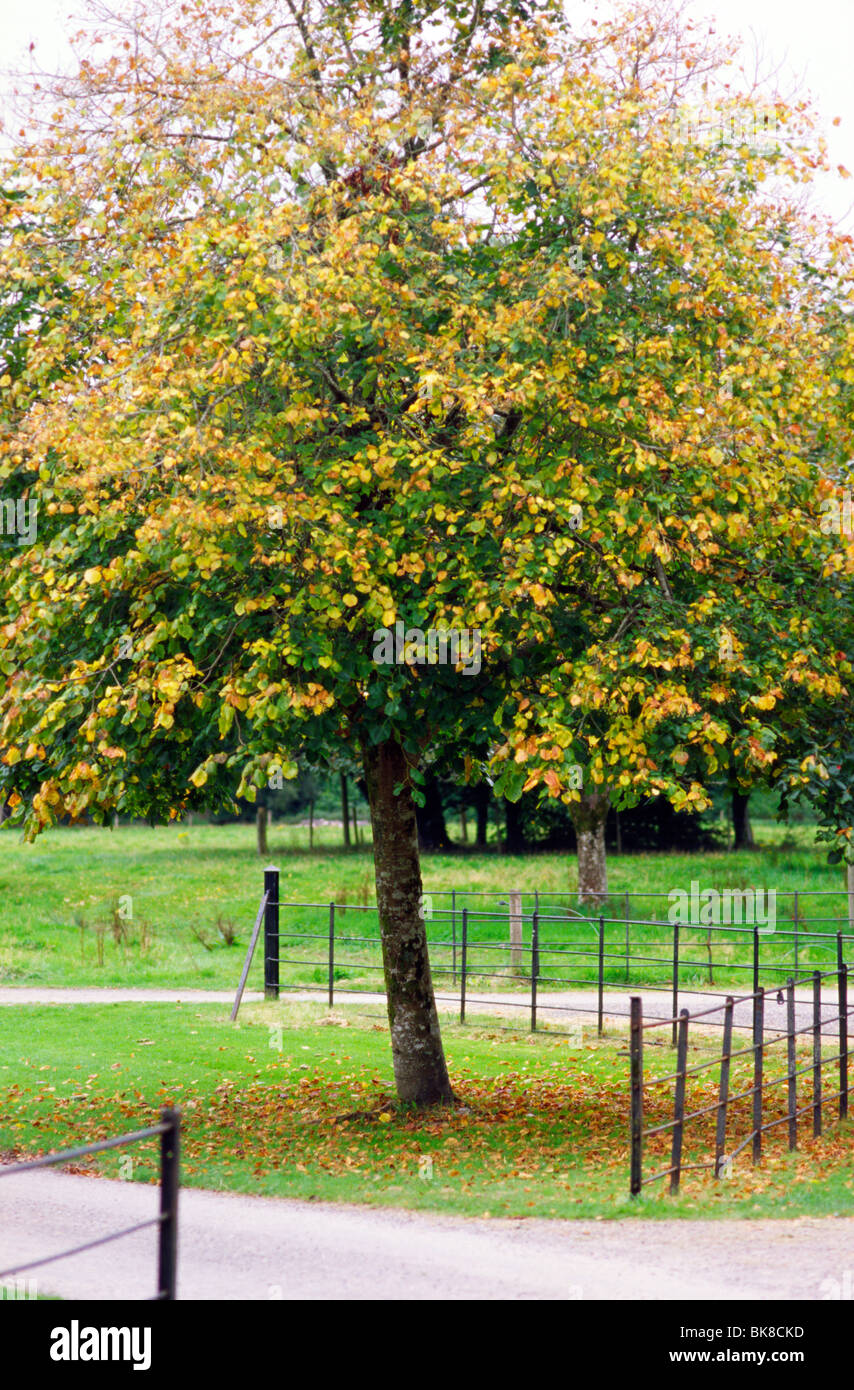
1;1170;851;1301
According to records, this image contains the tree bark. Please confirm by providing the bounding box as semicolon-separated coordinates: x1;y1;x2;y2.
732;791;754;849
362;737;453;1105
256;803;268;858
459;806;468;843
340;772;351;848
569;789;610;904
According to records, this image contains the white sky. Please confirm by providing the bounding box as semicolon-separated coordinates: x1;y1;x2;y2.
1;0;852;226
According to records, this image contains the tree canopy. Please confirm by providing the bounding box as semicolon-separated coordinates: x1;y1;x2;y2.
2;0;853;1097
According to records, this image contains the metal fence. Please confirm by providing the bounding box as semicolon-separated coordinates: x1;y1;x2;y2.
0;1108;180;1300
231;871;854;1042
629;967;850;1196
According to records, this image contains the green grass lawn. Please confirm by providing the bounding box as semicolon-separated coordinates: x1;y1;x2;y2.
0;819;848;995
1;1000;851;1222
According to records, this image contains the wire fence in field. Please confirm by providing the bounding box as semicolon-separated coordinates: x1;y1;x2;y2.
629;966;850;1196
231;871;854;1041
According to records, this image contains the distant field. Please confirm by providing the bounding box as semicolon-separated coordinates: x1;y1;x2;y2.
0;819;848;993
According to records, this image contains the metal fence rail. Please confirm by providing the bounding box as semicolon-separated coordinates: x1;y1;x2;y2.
239;871;854;1042
0;1108;180;1300
629;967;851;1196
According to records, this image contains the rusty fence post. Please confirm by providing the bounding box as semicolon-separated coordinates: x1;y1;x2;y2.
671;921;680;1047
328;902;335;1009
787;977;797;1151
813;970;823;1138
714;997;734;1179
630;996;643;1196
840;962;849;1121
460;908;468;1025
752;987;764;1164
670;1009;690;1194
597;917;605;1036
530;911;539;1033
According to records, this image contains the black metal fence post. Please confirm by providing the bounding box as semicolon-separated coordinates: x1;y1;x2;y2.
813;970;823;1138
158;1107;180;1301
625;891;630;983
530;911;539;1032
793;891;799;977
630;996;643;1196
263;866;279;1000
460;908;468;1025
752;987;764;1164
753;924;760;995
714;997;734;1178
597;916;605;1036
840;962;849;1121
670;1009;690;1194
786;977;797;1151
328;903;335;1009
671;921;680;1047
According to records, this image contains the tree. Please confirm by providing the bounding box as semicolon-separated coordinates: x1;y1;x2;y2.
2;0;853;1104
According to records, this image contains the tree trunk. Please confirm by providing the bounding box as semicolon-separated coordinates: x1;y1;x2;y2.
340;772;351;848
473;783;490;849
256;803;268;858
732;791;754;849
362;738;453;1106
309;799;314;849
459;806;468;843
570;789;610;905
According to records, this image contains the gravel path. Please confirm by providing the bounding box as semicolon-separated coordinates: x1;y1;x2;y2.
0;984;845;1037
1;1170;851;1301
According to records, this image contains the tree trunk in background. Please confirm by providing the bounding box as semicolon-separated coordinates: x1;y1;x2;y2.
362;738;453;1105
473;783;490;849
732;791;754;849
570;789;610;904
504;797;526;854
340;773;351;848
309;799;314;849
415;773;450;850
459;806;468;843
256;804;268;858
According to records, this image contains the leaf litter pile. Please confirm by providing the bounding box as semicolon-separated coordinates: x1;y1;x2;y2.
2;1028;852;1217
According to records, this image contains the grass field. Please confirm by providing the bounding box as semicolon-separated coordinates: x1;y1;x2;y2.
1;821;851;1224
1;1000;851;1222
0;819;849;995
